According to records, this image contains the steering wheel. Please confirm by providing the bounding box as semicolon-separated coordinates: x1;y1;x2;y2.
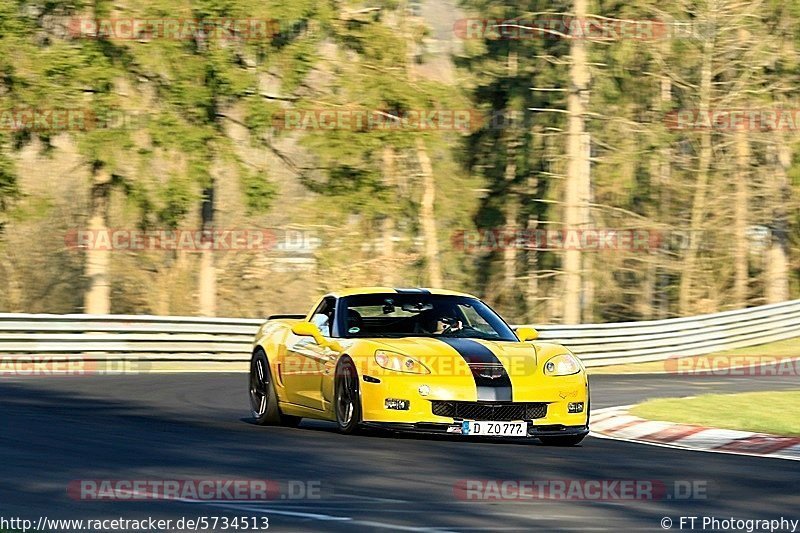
440;317;460;333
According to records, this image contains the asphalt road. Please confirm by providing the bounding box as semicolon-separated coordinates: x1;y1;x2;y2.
1;373;798;532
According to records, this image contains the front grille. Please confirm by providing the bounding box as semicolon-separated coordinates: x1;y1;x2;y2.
431;401;547;421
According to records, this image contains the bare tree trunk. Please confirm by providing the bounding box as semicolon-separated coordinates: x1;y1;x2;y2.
563;0;591;324
0;254;23;312
656;62;672;319
84;167;111;314
733;122;750;306
503;172;519;293
765;138;790;303
400;6;439;289
678;36;713;316
525;171;539;322
381;147;396;286
198;185;216;316
154;252;179;316
416;138;442;288
581;186;594;322
502;50;520;297
637;260;656;319
155;267;170;316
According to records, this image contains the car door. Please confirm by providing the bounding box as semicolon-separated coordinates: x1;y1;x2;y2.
282;297;337;411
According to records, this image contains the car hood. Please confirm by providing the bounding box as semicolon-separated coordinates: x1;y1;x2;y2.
366;336;538;377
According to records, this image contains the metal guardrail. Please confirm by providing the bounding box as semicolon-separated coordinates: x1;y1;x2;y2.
0;299;798;368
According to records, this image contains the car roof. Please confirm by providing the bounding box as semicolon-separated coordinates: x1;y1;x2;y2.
327;287;478;299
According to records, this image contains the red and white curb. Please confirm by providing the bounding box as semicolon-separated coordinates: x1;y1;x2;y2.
590;406;800;461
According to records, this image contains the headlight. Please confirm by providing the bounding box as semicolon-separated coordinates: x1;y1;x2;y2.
374;350;430;374
543;353;582;376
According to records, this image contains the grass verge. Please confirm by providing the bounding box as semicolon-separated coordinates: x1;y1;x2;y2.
628;390;800;436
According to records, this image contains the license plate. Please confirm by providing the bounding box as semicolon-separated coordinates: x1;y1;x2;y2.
461;420;526;436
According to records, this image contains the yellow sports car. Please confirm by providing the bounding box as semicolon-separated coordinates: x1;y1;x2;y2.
249;287;589;445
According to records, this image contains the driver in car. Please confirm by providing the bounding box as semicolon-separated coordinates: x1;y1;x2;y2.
418;309;464;335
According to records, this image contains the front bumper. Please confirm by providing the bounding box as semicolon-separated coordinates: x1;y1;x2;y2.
359;372;590;430
362;421;589;438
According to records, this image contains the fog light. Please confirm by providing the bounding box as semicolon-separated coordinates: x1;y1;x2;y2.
385;398;410;410
418;385;430;397
568;402;584;413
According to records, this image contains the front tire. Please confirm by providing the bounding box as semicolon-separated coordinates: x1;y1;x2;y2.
249;349;301;427
334;357;361;434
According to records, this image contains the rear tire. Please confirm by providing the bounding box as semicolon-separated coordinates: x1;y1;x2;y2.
249;349;301;427
538;434;586;446
334;357;361;434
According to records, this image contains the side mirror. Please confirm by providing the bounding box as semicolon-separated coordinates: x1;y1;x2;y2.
290;321;343;352
516;326;539;342
292;321;323;342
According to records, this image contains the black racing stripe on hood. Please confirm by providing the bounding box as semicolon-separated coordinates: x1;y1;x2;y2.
437;338;512;402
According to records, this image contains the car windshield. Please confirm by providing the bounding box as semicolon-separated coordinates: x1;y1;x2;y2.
339;293;518;341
